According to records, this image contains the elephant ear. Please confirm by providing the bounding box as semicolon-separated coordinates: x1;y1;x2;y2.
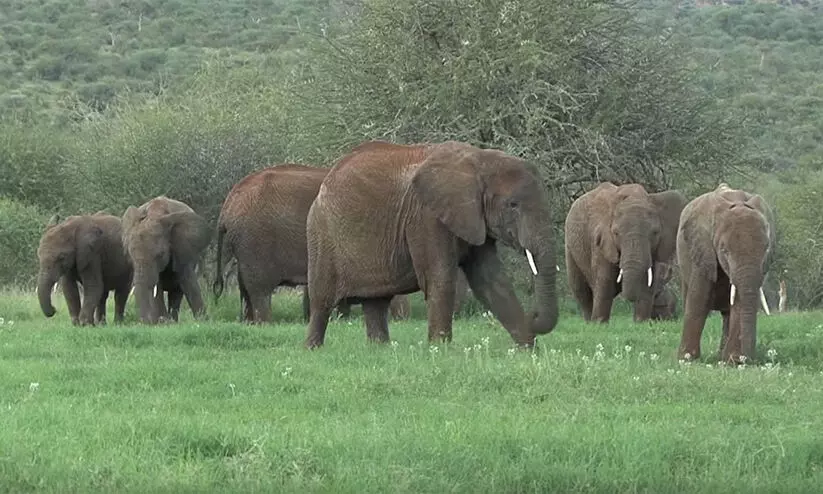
679;198;717;283
76;223;104;272
411;143;486;245
592;223;619;264
650;190;688;262
745;193;777;266
163;211;213;273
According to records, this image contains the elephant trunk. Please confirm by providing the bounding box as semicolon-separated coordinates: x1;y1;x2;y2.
133;267;159;324
37;269;59;317
727;268;763;362
522;227;558;335
618;236;654;305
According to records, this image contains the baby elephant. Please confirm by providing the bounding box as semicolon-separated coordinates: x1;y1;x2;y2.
36;212;133;325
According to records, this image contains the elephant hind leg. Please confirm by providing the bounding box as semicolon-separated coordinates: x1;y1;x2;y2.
167;286;184;322
362;297;392;343
248;291;273;323
114;286;129;323
95;292;109;325
237;271;254;323
566;252;593;321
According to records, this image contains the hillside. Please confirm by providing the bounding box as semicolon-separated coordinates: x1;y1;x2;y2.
0;0;331;123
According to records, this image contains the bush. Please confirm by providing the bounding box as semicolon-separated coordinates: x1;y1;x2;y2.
0;197;47;287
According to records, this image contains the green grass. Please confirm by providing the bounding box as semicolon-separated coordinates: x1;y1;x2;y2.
1;289;823;493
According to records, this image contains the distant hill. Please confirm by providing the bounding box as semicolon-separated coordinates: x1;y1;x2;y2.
0;0;331;123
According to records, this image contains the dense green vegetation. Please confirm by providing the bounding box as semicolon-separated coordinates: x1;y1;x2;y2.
1;290;822;492
1;0;823;308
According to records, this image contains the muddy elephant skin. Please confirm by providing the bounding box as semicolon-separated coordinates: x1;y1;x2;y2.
305;140;559;349
36;212;133;325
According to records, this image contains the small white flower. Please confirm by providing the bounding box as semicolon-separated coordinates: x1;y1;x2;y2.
0;317;4;325
281;366;292;377
638;351;646;358
228;383;236;396
650;353;660;361
429;345;439;354
624;345;632;353
767;348;777;360
7;320;12;326
507;348;516;356
738;355;747;364
633;376;640;381
706;364;713;368
29;382;39;392
683;352;691;360
390;340;399;349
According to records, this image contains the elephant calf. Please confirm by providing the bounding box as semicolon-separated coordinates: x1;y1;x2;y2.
122;196;212;324
676;183;775;364
36;212;133;325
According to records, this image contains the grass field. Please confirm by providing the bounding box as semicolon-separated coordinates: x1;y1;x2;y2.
1;288;823;493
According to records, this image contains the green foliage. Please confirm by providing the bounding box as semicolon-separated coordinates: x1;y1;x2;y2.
1;302;823;491
757;172;823;309
282;0;743;200
677;1;823;173
0;198;47;287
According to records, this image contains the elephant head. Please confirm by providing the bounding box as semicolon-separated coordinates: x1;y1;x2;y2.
411;142;558;337
122;205;211;323
594;184;686;321
680;188;774;361
36;214;103;317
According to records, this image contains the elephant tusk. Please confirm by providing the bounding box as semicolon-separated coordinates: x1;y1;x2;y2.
556;265;560;272
647;267;653;287
730;284;736;306
152;284;158;297
130;286;135;296
525;249;538;276
616;269;623;283
759;287;771;315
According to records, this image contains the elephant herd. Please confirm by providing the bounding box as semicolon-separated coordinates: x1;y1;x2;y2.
35;139;775;364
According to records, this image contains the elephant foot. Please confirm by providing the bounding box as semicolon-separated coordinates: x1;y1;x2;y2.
677;347;700;361
305;337;324;350
721;350;751;366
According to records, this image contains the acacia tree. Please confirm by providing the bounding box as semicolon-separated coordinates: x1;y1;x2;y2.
283;0;744;202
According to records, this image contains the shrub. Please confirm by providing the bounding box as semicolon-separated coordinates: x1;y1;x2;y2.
0;197;47;287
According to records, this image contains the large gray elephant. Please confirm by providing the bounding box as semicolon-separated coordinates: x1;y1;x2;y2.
122;196;212;324
676;184;774;364
213;164;470;324
305;140;559;348
564;182;687;323
36;212;132;325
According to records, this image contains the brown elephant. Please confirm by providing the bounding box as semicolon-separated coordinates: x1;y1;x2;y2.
304;140;558;348
564;182;687;323
650;262;678;321
213;164;469;323
676;184;774;364
122;196;212;324
36;212;132;325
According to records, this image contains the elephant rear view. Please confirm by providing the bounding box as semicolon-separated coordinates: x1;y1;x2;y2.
122;196;212;324
36;212;133;325
564;182;687;323
305;140;559;349
676;183;775;364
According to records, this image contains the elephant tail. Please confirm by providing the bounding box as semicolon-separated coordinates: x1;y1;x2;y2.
212;224;229;300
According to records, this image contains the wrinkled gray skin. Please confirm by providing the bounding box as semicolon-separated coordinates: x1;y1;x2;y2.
37;212;133;325
565;182;687;323
305;140;558;349
650;262;678;321
677;184;775;364
212;164;435;323
122;196;212;324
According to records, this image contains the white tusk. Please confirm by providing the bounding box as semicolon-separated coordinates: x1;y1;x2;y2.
647;267;653;287
556;265;560;272
525;249;538;275
152;284;158;297
759;287;770;315
616;269;623;283
130;286;135;296
730;284;736;306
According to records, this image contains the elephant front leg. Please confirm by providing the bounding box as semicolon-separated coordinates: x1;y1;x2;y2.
62;277;82;325
113;286;129;324
678;276;712;360
95;292;109;325
718;309;730;358
362;297;392;343
463;244;532;347
590;264;618;323
177;268;206;319
566;255;593;321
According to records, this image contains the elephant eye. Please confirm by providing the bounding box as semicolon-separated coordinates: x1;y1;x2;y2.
507;200;520;210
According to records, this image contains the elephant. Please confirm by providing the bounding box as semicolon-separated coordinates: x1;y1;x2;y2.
213;164;469;324
650;262;678;321
122;196;212;324
676;183;774;364
564;182;687;323
36;212;132;325
304;140;559;349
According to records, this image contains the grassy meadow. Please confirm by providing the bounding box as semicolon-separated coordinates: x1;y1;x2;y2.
1;289;822;493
